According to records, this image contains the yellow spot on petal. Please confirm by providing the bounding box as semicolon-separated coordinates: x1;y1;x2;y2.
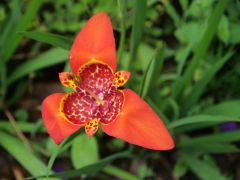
114;71;131;87
59;72;81;90
85;119;100;137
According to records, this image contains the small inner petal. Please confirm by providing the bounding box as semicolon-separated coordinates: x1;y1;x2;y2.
85;119;100;137
114;70;131;87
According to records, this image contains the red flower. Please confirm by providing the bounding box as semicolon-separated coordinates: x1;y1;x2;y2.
41;12;174;150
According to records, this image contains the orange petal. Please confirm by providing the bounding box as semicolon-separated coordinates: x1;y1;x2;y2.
101;89;174;150
114;71;131;87
70;12;116;74
41;93;83;144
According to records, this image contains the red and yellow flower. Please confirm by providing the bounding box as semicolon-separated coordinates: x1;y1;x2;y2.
41;12;174;150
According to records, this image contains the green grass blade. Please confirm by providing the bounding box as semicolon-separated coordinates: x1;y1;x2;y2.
103;165;139;180
175;122;221;133
188;143;239;154
179;130;240;147
169;115;240;129
0;121;45;133
7;48;68;86
202;100;240;117
117;0;128;63
0;131;57;180
27;151;130;179
1;0;43;63
0;0;21;49
182;153;225;180
180;50;234;115
173;0;229;99
140;47;165;99
46;130;82;175
18;31;73;50
139;55;155;98
127;0;147;70
161;0;181;27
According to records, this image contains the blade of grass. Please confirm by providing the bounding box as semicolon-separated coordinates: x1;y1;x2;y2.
0;0;21;104
161;0;181;27
7;48;68;86
127;0;147;70
103;165;139;180
179;130;240;147
180;50;234;115
46;130;83;175
169;114;239;129
117;0;128;63
0;131;57;180
140;46;165;99
27;150;130;179
173;0;229;99
182;153;225;180
186;143;239;154
202;100;240;117
139;55;155;98
1;0;43;64
18;31;73;50
0;121;45;133
0;0;21;52
175;122;220;133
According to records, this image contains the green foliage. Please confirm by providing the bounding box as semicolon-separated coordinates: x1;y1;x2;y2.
19;31;73;50
7;48;68;86
182;153;226;180
0;131;57;180
1;0;240;179
71;134;99;169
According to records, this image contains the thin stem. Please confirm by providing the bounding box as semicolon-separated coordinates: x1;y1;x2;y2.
4;108;33;153
103;165;139;180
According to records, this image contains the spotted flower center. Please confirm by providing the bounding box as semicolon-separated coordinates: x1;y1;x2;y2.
60;63;125;128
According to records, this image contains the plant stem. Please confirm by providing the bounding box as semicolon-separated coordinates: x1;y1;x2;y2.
103;165;139;180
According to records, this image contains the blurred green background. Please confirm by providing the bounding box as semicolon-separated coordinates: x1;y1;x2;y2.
0;0;240;179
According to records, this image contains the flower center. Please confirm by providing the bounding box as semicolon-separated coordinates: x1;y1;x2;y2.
61;63;124;125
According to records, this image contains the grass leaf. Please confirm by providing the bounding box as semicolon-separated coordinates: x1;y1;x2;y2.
169;115;239;129
182;153;225;180
27;150;130;179
1;0;43;64
179;130;240;147
173;0;229;99
127;0;147;70
7;48;68;86
18;31;73;50
117;0;128;63
202;100;240;117
140;46;165;99
180;50;234;114
0;131;57;180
